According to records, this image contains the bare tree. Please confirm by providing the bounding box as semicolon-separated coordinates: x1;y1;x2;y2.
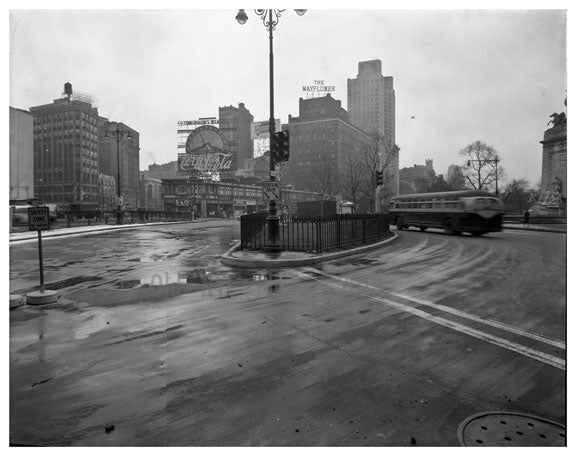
459;140;505;193
357;143;398;213
302;153;339;200
339;153;365;210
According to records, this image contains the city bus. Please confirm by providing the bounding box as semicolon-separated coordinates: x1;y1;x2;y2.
389;190;504;236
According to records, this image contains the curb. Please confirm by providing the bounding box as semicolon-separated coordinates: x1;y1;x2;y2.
220;232;399;268
502;225;566;234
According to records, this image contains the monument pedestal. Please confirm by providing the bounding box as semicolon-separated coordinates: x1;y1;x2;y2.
26;290;59;305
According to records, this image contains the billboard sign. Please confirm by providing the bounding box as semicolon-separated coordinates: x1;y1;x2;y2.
251;119;282;139
177;118;218;127
178;152;232;174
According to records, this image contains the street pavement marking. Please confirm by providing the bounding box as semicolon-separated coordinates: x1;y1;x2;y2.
301;267;566;351
292;269;565;371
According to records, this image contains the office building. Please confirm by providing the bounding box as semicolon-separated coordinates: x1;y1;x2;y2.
98;118;140;209
347;60;399;206
29;83;100;206
218;103;254;172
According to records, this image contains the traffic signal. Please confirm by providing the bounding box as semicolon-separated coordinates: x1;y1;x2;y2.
273;130;290;163
376;170;384;186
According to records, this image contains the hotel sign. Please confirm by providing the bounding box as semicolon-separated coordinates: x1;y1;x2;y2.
302;80;336;97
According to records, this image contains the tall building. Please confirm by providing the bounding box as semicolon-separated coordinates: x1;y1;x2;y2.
347;60;398;205
98;118;140;209
29;83;100;206
218;103;254;172
282;94;376;200
10;107;34;203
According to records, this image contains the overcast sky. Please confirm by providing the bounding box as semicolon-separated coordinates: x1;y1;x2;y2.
8;2;568;187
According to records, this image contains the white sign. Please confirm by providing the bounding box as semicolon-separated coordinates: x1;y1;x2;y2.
178;118;218;126
251;119;282;139
28;207;50;231
263;182;279;201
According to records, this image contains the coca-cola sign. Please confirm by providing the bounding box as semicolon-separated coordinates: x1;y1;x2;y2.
178;152;232;174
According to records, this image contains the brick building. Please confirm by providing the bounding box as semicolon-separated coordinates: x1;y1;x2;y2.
281;94;376;196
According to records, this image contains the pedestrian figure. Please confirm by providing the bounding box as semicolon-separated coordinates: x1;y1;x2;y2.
523;209;530;227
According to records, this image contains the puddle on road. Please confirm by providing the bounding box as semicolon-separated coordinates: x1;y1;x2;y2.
114;267;288;289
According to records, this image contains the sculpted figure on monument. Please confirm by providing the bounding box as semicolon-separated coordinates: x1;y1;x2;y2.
552;175;562;194
548;112;567;127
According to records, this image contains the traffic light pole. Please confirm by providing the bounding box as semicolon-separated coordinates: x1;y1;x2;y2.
265;9;281;253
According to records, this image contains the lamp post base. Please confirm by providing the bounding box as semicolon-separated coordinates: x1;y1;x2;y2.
116;205;123;225
264;214;281;253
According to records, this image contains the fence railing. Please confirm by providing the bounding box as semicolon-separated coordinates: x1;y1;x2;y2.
9;209;195;233
240;213;390;253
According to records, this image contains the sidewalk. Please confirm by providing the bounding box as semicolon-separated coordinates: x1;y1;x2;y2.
222;224;566;269
8;218;236;243
502;223;567;234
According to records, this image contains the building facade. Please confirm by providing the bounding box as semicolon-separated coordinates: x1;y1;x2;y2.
281;94;376;195
141;161;180;180
10;107;35;203
347;60;399;205
98;173;117;211
138;176;163;211
161;178;319;219
30;83;100;206
218;103;254;172
98;119;140;209
399;159;435;194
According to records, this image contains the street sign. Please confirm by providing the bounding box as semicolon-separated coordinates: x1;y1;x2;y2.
263;182;279;201
28;207;50;231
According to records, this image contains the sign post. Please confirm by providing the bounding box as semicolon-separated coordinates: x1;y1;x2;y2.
26;207;58;305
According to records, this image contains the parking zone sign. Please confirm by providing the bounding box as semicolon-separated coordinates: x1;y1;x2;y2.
263;182;279;201
28;207;50;231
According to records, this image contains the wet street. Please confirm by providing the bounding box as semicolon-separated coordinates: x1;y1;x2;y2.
9;222;566;446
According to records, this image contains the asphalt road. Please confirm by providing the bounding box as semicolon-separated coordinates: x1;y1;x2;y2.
9;223;566;446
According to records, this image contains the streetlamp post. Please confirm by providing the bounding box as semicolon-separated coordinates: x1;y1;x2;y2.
105;122;132;224
236;8;306;253
467;156;500;196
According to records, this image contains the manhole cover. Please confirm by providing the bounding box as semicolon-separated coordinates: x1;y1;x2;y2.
458;411;565;446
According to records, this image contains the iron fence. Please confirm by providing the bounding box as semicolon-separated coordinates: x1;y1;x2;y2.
240;213;390;253
9;208;195;233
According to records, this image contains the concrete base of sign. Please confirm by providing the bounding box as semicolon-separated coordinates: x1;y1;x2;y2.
10;294;25;309
26;290;59;305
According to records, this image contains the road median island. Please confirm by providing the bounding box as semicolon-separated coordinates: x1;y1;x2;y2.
221;232;399;268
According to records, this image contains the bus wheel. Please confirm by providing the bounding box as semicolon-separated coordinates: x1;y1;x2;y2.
395;216;405;230
444;219;456;235
471;231;485;236
419;227;427;232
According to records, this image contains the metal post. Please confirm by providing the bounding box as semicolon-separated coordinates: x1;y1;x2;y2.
265;9;280;253
37;230;44;293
